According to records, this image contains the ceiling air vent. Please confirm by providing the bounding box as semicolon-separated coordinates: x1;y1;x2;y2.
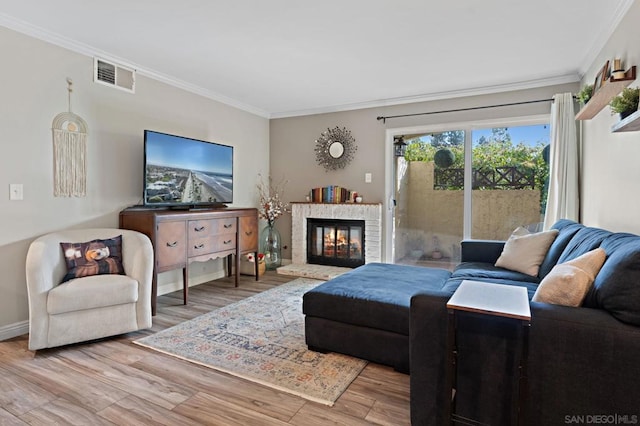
93;58;135;93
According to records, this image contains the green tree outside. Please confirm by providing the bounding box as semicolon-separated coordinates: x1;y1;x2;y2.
403;128;549;212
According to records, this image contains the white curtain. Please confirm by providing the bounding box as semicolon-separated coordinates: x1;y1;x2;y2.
543;92;579;230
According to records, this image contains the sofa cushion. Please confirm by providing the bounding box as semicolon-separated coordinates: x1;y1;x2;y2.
556;227;612;264
538;220;584;279
583;234;640;325
495;228;559;276
452;262;540;284
442;277;539;299
532;248;606;307
303;262;451;335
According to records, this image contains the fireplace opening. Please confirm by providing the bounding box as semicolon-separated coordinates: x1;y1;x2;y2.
307;218;365;268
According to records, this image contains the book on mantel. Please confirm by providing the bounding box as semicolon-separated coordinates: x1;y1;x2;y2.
310;186;356;203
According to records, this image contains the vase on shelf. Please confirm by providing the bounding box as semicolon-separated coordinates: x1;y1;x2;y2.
260;223;282;270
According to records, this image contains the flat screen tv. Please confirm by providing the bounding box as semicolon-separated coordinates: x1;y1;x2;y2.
143;130;233;208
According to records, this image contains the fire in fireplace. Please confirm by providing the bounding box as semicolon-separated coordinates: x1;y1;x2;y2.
307;218;365;267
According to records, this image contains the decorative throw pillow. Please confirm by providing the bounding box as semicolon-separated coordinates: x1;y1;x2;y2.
60;235;125;283
495;227;559;276
532;248;607;306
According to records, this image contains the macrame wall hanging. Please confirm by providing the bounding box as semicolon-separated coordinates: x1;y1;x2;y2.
52;78;88;197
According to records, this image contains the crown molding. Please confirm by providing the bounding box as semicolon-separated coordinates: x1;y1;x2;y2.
577;0;635;78
136;67;271;118
0;13;271;119
1;6;617;121
270;73;581;119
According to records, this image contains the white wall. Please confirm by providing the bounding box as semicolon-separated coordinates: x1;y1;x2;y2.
580;1;640;233
0;26;269;335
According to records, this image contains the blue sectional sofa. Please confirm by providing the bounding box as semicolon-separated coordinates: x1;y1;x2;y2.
303;262;451;373
303;220;640;425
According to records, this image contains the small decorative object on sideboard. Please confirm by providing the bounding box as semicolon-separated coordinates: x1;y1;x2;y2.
609;87;639;120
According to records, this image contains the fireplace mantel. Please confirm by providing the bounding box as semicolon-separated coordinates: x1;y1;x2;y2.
291;203;382;265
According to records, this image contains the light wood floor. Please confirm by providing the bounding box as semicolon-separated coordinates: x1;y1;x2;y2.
0;272;410;425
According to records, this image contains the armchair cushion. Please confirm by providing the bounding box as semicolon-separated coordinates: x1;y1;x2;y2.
60;235;125;283
47;274;139;315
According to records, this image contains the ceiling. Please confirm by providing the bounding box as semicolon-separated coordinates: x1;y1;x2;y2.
0;1;633;118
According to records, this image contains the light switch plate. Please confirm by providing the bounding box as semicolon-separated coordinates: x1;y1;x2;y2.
365;173;372;183
9;184;23;200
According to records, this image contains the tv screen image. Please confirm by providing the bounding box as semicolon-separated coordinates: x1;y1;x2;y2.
144;130;233;206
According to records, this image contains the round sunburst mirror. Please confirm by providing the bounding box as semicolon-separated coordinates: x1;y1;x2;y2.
314;126;357;171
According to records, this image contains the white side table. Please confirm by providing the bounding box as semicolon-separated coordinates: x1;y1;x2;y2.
445;280;531;426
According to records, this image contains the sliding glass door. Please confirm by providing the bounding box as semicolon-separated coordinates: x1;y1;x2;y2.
394;130;465;270
470;125;550;240
391;120;549;268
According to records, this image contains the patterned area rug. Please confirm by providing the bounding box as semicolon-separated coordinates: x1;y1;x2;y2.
134;278;367;406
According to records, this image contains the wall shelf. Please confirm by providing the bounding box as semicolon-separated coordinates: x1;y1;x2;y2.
612;110;640;132
575;66;636;121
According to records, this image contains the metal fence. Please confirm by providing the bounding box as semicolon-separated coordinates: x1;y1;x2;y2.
434;166;535;190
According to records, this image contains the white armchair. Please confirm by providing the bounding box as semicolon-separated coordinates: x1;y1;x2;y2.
26;228;154;350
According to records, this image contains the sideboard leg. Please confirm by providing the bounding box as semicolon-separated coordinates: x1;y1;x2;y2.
151;272;158;316
183;267;188;305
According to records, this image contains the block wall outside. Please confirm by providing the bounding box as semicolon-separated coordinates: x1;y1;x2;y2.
396;161;541;261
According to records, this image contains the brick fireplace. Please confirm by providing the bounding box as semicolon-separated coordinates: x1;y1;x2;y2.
291;202;382;266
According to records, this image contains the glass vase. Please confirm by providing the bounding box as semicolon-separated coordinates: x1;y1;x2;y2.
260;224;282;270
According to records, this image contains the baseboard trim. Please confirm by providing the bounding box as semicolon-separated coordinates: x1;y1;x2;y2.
1;268;234;342
0;320;29;341
157;269;228;296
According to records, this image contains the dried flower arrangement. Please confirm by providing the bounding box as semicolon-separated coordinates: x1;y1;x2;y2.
257;174;290;227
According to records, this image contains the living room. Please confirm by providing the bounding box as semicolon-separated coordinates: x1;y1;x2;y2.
1;1;640;424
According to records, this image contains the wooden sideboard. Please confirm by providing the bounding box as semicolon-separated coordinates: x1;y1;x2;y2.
119;207;259;315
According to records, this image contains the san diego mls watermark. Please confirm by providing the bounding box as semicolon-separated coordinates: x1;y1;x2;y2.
565;414;638;424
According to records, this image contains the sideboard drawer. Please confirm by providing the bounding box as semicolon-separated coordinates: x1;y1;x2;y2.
188;219;214;238
188;236;213;257
188;234;236;257
188;218;237;237
212;233;236;252
213;218;237;235
156;221;187;269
